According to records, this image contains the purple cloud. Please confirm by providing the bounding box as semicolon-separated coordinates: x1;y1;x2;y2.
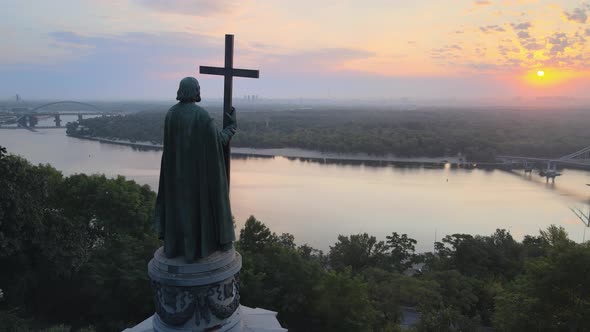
517;31;530;39
547;32;572;55
480;25;506;33
564;7;588;23
522;42;543;51
511;22;531;30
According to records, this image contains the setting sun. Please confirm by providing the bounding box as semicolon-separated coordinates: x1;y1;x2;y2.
521;68;580;88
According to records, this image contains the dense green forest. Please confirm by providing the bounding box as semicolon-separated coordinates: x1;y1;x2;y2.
2;146;590;331
67;107;590;161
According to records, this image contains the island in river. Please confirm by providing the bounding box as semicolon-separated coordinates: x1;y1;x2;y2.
65;106;590;162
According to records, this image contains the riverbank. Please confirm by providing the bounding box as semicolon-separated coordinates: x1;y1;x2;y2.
67;133;463;166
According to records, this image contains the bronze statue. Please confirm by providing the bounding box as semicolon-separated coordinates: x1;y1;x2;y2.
154;77;236;262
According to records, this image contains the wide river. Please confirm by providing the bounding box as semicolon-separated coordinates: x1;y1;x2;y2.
2;122;590;251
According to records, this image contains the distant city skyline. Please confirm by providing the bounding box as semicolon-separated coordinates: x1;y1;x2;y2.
1;0;590;100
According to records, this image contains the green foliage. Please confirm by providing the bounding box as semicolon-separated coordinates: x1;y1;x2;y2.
67;113;165;144
417;270;491;331
238;215;277;252
238;216;323;328
329;233;389;273
3;150;589;331
387;232;418;272
71;108;590;160
40;325;71;332
539;224;574;249
362;268;417;330
0;309;36;332
0;307;95;332
0;151;158;331
329;232;419;273
0;154;82;306
238;217;375;332
493;235;590;331
73;233;159;330
433;229;524;281
312;270;376;331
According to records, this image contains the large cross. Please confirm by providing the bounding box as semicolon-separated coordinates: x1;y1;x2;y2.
200;34;259;186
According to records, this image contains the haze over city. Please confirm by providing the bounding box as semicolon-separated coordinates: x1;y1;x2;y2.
2;0;590;101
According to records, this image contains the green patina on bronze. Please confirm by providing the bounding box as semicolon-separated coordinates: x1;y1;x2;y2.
154;77;236;262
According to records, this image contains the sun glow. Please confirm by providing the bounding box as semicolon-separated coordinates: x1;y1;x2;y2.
522;69;576;87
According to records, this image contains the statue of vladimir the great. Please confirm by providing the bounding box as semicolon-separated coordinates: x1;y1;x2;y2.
154;77;236;262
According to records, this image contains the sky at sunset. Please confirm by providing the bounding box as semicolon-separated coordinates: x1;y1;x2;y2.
1;0;590;100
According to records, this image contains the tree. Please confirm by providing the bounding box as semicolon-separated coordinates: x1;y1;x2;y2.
522;234;547;258
494;243;590;331
494;227;590;331
419;270;494;331
312;270;377;332
539;224;574;249
0;155;87;306
238;218;381;331
277;233;296;250
297;244;327;267
329;233;388;273
362;268;404;330
238;215;277;252
386;232;418;272
0;154;158;331
238;217;326;331
432;229;523;281
486;229;524;280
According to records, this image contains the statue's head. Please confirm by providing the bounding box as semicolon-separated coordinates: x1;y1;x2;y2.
176;77;201;102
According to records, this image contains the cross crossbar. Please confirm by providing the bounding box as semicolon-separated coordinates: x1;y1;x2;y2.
200;66;260;79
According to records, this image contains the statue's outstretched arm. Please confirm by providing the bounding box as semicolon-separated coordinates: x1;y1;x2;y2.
217;107;237;146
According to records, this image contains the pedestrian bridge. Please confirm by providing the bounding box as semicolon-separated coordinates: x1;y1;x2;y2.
498;145;590;180
0;101;119;128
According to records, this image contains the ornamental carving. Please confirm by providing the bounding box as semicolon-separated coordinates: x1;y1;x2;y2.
152;273;240;327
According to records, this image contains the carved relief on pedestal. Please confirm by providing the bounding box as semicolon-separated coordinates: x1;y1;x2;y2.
151;273;240;327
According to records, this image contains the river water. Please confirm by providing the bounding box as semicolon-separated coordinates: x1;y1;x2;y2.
2;119;589;251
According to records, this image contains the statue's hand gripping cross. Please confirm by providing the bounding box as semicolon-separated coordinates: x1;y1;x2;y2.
200;34;259;186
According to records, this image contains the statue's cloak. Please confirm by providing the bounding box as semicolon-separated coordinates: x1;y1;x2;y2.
154;103;235;261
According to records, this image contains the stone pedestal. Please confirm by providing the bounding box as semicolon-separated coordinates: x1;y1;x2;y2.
148;247;242;332
125;247;285;332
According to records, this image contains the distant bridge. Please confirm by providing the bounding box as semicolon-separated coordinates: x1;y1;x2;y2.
498;145;590;181
29;101;101;112
0;101;119;128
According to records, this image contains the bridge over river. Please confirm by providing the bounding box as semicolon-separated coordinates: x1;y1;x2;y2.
498;144;590;181
0;101;119;129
